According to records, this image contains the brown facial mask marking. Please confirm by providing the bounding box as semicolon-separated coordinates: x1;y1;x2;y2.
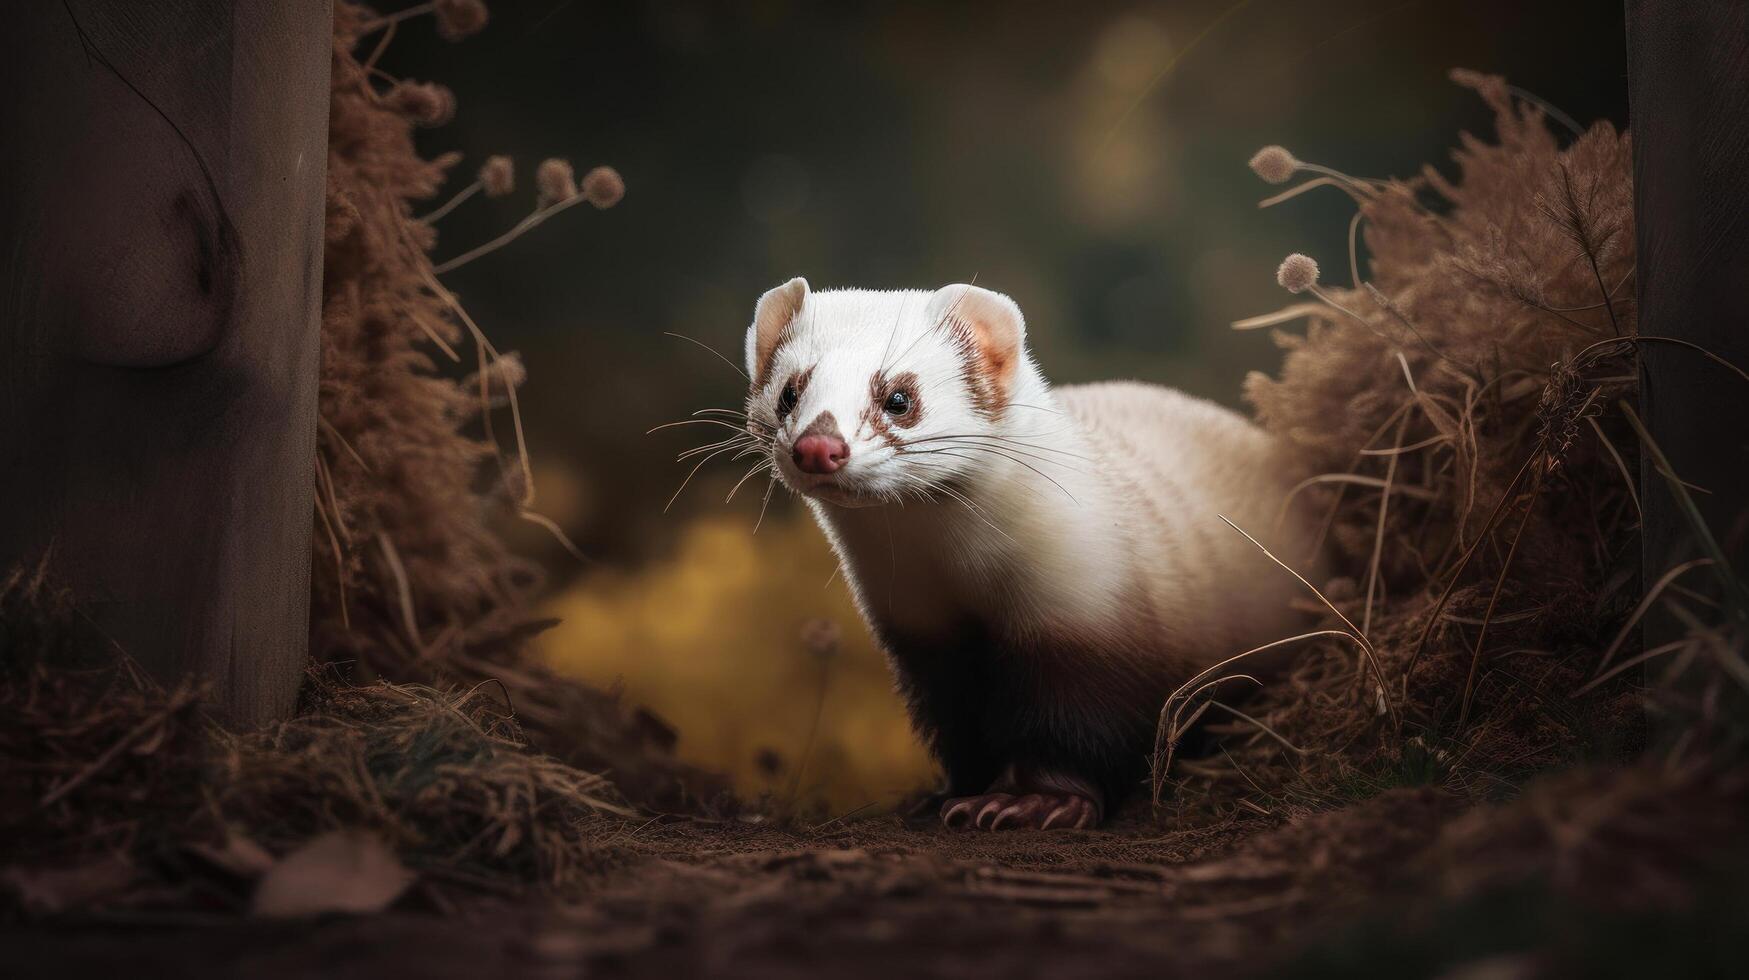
863;370;923;448
773;365;814;419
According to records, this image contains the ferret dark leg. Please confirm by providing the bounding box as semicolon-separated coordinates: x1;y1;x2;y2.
884;633;1002;806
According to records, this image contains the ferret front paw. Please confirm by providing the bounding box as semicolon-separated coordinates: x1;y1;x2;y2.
939;791;1099;831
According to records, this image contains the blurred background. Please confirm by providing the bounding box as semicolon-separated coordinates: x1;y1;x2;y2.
380;0;1628;811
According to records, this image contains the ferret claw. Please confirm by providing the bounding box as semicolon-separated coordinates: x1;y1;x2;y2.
974;794;1013;829
1040;797;1095;830
989;794;1052;830
939;791;1099;832
942;798;980;829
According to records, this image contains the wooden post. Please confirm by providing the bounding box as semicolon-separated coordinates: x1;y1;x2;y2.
0;1;331;725
1626;0;1749;725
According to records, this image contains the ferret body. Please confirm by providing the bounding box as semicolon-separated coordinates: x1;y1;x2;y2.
740;280;1313;829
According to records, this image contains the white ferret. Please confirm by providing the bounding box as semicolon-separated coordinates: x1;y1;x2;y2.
739;279;1313;830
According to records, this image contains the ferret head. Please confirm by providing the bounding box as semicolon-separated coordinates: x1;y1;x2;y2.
742;279;1034;507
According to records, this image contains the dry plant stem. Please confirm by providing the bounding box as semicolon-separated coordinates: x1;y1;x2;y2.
1583;242;1620;339
1363;414;1411;635
1218;517;1396;724
407;310;462;363
358;2;436;36
1306;285;1417;358
1576;336;1749;386
414;261;536;506
1585;416;1641;518
1578;639;1696;695
1457;466;1546;730
419;179;481;223
1231;301;1328;331
1348;210;1365;288
1278;473;1435;528
1171;675;1261;746
1361;433;1450;456
1259;176;1367;208
1298;397;1418;560
1589;258;1620;337
376;532;422;649
1623;401;1749;620
319;416;373;472
1402;451;1537;692
1590;558;1715;679
38;686;198;808
1366;282;1468;376
1206;700;1307;756
1150;630;1357;802
1297;162;1377;197
433;192;595;274
1541;266;1636;312
314;455;351;629
362;18;397;72
783;656;833;818
1508;83;1584;136
518;511;591;563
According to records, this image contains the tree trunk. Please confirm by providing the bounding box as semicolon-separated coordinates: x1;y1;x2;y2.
1625;0;1749;727
0;1;331;725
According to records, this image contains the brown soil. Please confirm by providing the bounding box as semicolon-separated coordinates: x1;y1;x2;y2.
2;793;1451;979
11;763;1744;980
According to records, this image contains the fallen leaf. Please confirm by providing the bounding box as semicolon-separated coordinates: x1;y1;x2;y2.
2;855;137;913
251;831;413;918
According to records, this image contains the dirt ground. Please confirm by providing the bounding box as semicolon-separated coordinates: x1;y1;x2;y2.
11;760;1746;980
3;789;1476;979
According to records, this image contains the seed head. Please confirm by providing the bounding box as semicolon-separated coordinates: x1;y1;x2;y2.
491;351;527;391
535;158;577;207
479;155;514;197
799;617;841;660
434;0;489;41
1248;145;1299;185
389;81;455;127
1276;253;1320;294
580;166;625;209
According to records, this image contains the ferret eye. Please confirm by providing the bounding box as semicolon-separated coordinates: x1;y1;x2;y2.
882;390;912;417
776;382;799;418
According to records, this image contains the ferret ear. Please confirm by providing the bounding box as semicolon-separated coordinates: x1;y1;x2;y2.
927;284;1025;392
745;277;809;386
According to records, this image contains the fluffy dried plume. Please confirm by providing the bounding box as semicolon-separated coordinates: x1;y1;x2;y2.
479;154;515;197
581;165;626;209
318;1;715;812
536;158;578;207
1249;145;1299;184
387;80;455;127
1162;70;1664;824
434;0;489;41
1276;253;1319;293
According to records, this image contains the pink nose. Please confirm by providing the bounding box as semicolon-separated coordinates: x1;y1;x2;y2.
792;433;850;474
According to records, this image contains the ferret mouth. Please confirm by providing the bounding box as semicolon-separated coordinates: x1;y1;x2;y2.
779;467;885;508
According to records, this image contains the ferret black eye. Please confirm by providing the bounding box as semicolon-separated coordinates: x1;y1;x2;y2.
776;382;799;418
883;390;912;417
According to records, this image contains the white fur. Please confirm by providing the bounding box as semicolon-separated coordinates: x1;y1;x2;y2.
744;283;1312;689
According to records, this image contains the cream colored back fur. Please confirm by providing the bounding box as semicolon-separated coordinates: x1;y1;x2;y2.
741;283;1312;681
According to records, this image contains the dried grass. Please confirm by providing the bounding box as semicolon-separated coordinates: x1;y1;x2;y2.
1158;72;1660;818
1;0;711;919
316;2;720;811
2;577;636;915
